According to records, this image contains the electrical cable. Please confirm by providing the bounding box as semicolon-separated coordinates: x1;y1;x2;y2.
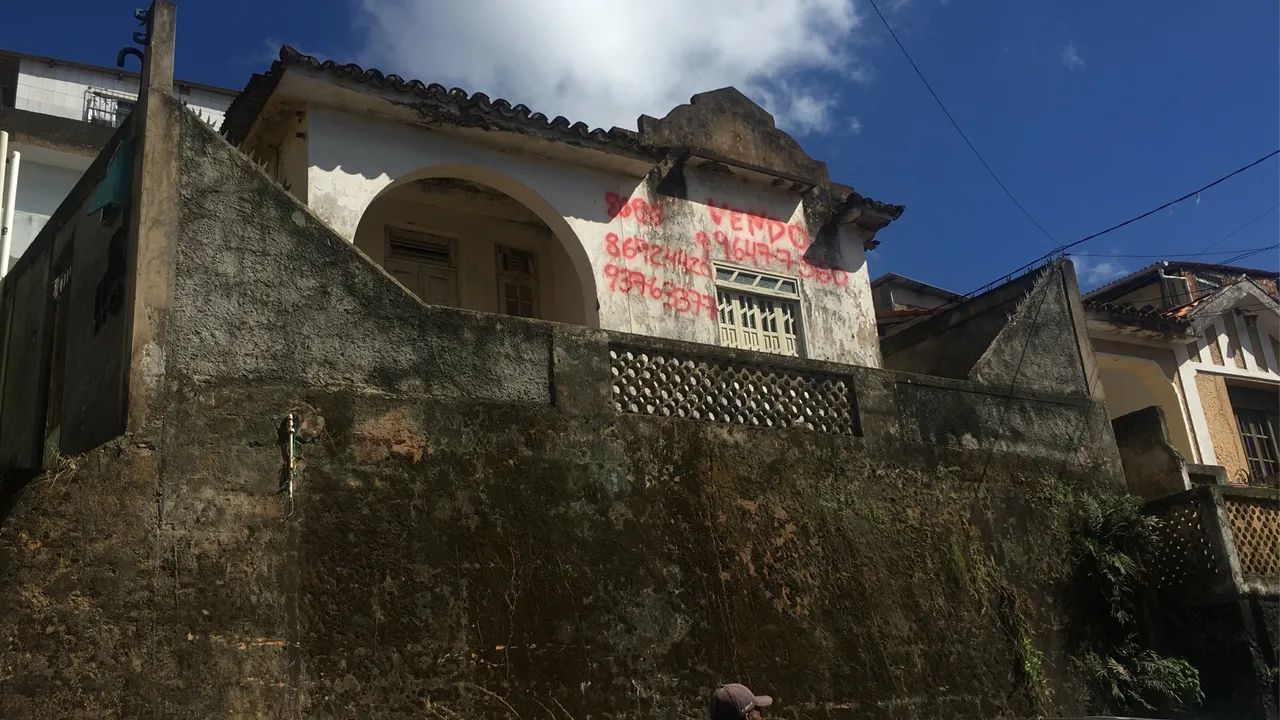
867;0;1059;246
962;149;1280;298
1069;245;1274;260
1196;202;1280;254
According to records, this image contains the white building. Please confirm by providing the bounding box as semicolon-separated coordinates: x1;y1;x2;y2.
0;50;235;267
222;47;904;365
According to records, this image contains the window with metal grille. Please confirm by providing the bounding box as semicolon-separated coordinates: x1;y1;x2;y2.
84;89;136;128
1235;408;1279;483
496;246;538;318
715;265;802;357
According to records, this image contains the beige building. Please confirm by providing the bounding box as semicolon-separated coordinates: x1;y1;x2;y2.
218;47;904;367
1084;261;1280;494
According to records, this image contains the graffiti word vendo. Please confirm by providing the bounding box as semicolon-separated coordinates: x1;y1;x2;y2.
598;192;849;316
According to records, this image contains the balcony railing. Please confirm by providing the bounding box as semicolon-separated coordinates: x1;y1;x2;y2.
1147;485;1280;598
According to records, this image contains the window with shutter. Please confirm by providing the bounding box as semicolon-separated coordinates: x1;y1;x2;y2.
714;265;803;357
385;227;458;307
495;246;539;319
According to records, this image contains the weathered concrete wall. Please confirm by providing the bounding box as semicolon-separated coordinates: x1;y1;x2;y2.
0;114;134;473
1195;373;1250;484
1111;406;1190;499
305;107;880;366
881;261;1096;406
0;110;1129;719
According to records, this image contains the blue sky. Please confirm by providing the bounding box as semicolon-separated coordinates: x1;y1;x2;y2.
4;0;1277;293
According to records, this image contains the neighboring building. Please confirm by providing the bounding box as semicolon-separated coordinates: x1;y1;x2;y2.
1085;261;1280;491
218;47;904;366
0;49;234;266
870;272;962;335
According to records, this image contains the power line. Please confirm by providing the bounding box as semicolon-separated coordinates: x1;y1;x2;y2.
866;0;1059;246
1070;245;1274;260
964;149;1280;297
1196;202;1280;254
1218;246;1273;267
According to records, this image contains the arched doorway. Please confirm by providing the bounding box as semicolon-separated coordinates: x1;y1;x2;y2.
353;167;597;327
1096;353;1196;460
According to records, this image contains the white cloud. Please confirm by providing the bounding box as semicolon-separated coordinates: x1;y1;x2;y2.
1070;256;1128;287
1060;41;1085;71
848;115;863;134
354;0;867;136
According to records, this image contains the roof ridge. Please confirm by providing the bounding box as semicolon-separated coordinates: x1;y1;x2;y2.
275;45;645;149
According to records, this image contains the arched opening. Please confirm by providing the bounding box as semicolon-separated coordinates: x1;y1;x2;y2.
1096;354;1196;460
354;167;597;326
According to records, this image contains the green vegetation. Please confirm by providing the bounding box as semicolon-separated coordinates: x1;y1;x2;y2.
1069;493;1203;714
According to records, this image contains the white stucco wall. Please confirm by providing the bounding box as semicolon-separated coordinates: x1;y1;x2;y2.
6;154;86;263
15;58;231;127
305;106;881;367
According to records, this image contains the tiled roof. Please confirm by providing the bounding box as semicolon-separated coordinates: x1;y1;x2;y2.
1082;259;1279;301
1083;299;1191;334
219;46;905;238
222;46;655;156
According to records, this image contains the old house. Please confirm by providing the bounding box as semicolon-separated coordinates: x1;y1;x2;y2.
220;47;902;365
1084;261;1280;494
0;49;234;268
5;5;1263;718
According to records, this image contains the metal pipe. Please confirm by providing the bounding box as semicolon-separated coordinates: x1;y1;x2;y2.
285;413;297;499
0;148;19;280
1158;262;1192;308
0;132;8;278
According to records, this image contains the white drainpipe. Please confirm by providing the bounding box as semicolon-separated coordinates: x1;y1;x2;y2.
0;147;18;280
1158;263;1192;308
0;131;7;278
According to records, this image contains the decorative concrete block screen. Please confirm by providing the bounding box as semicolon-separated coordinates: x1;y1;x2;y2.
608;345;858;435
1224;494;1280;582
1148;500;1219;589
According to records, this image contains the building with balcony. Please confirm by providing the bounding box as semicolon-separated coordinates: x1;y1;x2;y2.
0;49;234;268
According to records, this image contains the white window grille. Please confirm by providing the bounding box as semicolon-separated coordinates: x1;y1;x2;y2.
384;227;459;307
715;265;803;357
84;89;137;128
496;245;539;319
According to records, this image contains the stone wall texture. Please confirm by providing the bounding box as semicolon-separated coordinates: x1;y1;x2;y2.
0;106;1130;719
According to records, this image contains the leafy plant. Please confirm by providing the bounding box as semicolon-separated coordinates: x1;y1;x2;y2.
1069;493;1203;714
1078;641;1204;713
1073;493;1160;628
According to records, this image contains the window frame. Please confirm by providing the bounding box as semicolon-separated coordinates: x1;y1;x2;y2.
713;262;806;358
383;225;460;307
494;244;540;319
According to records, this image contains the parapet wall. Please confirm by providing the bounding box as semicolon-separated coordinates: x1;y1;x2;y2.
0;102;1130;719
0;112;135;476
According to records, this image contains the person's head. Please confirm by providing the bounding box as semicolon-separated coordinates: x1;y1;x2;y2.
709;683;772;719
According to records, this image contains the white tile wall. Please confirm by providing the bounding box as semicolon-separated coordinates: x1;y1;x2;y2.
16;58;233;126
4;57;236;263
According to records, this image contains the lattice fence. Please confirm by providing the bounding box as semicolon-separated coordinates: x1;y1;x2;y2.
1223;495;1280;582
608;346;858;435
1148;500;1219;589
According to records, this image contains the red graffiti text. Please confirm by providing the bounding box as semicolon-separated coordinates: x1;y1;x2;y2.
605;232;712;278
603;263;717;320
604;192;664;226
695;231;847;287
705;199;810;250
